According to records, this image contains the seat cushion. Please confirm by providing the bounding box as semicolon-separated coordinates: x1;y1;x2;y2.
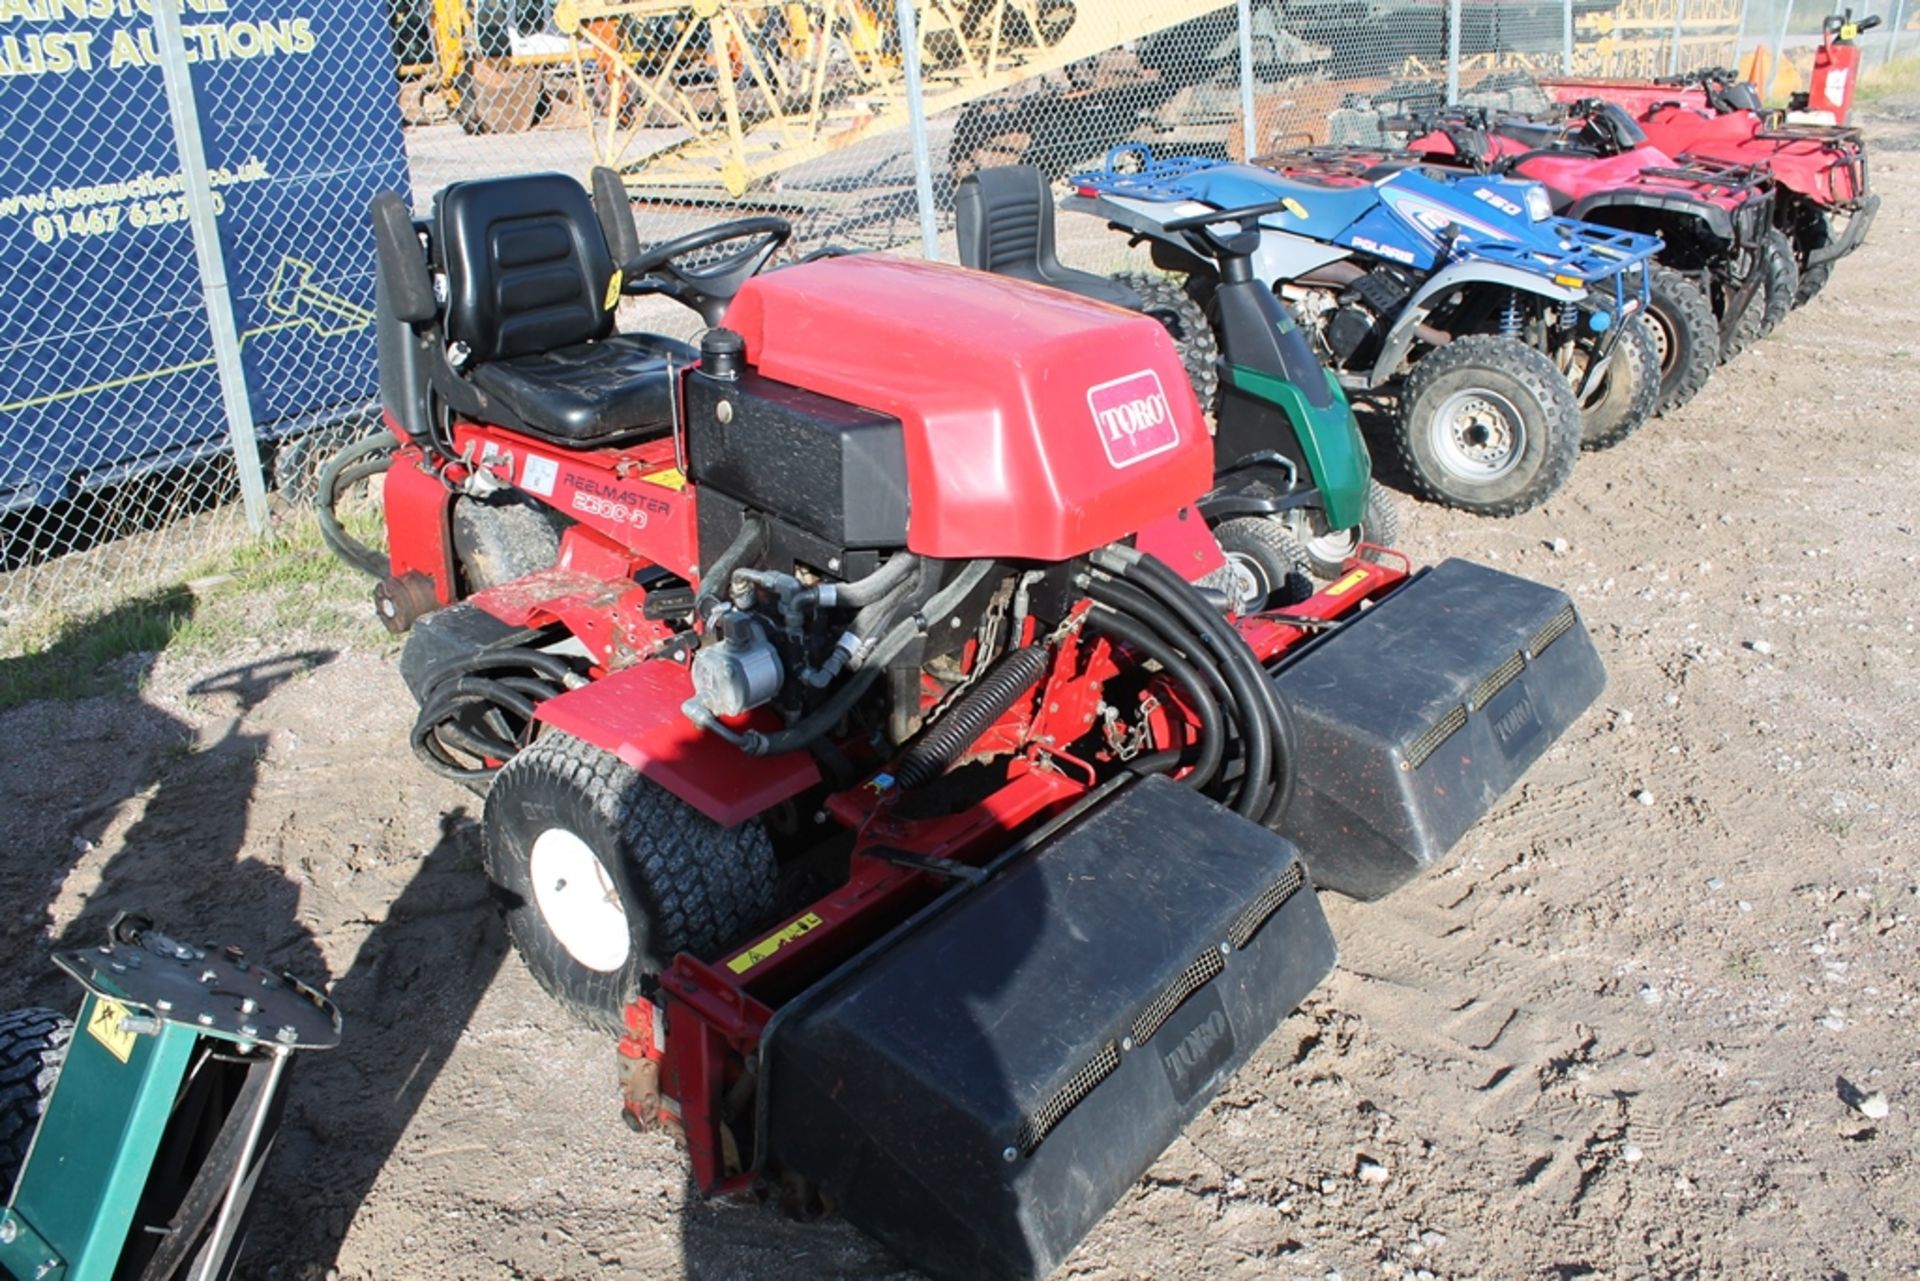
469;332;697;445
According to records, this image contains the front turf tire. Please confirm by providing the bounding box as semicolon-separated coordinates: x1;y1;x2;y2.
1395;334;1581;517
1580;312;1661;451
483;731;778;1035
1212;518;1313;612
1284;480;1403;578
0;1008;72;1189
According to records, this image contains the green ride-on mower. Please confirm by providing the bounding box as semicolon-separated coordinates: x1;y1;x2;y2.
314;165;1608;1279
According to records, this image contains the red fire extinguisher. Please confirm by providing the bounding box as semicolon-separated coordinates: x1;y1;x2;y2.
1795;10;1884;124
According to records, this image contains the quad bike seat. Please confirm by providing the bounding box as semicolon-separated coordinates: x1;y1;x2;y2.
434;173;695;445
955;165;1142;309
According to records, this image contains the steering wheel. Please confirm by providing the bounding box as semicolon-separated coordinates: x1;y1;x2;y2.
625;215;793;326
1162;197;1297;260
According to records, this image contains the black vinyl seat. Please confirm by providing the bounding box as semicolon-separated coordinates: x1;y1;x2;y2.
954;165;1143;309
435;173;693;446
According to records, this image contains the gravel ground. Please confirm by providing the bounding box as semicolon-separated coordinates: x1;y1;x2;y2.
2;104;1916;1281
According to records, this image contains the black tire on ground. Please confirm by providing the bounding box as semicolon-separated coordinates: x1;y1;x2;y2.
1579;312;1661;451
0;1008;73;1189
1644;264;1718;415
1283;479;1403;578
1395;334;1582;517
1756;228;1799;339
1118;272;1219;416
452;495;561;592
1720;230;1798;362
1211;517;1313;612
1792;209;1834;307
483;731;779;1035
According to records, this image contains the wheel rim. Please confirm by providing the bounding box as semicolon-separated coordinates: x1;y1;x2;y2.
1428;388;1527;482
529;828;631;973
1287;509;1361;566
1646;306;1676;375
1222;551;1270;613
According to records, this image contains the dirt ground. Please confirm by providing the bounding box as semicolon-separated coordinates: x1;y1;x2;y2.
4;106;1918;1281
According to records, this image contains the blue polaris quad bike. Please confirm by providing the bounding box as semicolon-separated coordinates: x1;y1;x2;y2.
1066;148;1665;517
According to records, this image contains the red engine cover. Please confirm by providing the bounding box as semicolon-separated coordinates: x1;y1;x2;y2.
721;255;1214;562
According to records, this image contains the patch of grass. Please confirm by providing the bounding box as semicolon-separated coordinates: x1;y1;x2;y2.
1723;951;1769;980
0;512;378;711
1858;55;1920;105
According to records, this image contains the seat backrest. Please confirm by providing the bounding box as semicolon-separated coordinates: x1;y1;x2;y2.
436;173;617;364
955;165;1059;283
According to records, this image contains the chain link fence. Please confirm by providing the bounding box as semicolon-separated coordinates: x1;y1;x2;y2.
0;0;1880;631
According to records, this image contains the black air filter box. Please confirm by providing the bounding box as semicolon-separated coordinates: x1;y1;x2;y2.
761;774;1335;1281
1272;557;1606;900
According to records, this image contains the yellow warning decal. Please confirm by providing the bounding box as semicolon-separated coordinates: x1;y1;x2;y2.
1325;569;1369;596
640;466;687;492
1282;197;1309;219
727;912;825;975
86;997;137;1064
604;269;624;311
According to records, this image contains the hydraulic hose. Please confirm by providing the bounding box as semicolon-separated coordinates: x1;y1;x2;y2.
410;645;580;784
1082;606;1224;794
696;515;766;620
1097;547;1301;827
892;644;1052;790
315;430;396;578
1087;571;1266;819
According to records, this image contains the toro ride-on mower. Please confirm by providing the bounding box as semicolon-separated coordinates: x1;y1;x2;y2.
1540;52;1880;309
333;167;1605;1279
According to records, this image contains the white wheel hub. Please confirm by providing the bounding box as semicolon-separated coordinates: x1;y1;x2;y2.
529;828;631;973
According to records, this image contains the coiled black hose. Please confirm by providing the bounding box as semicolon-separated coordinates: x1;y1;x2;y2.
1095;548;1301;828
411;645;578;785
315;430;397;578
892;644;1052;789
1083;605;1224;794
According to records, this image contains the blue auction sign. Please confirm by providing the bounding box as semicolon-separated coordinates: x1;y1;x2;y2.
0;0;410;510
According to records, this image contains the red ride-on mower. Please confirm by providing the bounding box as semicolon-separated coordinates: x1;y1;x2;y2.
1377;100;1788;408
1540;62;1879;309
334;168;1606;1279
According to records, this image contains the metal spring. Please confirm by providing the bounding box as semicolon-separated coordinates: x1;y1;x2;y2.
1500;292;1523;338
1560;299;1579;331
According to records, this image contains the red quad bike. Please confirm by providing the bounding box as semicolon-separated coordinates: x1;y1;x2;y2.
1383;100;1790;410
337;167;1605;1281
1541;46;1880;310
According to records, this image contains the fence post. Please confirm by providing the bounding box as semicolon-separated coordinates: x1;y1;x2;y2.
151;0;269;535
1733;0;1751;68
1564;0;1576;72
1669;0;1689;74
1887;0;1908;67
1446;0;1463;103
1771;0;1797;99
1237;0;1257;160
894;0;941;262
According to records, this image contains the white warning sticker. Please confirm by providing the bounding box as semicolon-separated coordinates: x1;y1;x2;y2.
522;454;558;497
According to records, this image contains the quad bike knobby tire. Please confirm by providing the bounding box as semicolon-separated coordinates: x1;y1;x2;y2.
1117;272;1219;416
1395;334;1581;517
1720;230;1799;363
1644;264;1719;415
484;731;778;1035
1283;480;1403;579
1792;211;1834;308
0;1007;72;1188
1211;517;1312;612
1579;312;1661;451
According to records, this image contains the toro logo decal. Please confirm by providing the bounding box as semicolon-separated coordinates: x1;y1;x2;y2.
1087;368;1179;469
